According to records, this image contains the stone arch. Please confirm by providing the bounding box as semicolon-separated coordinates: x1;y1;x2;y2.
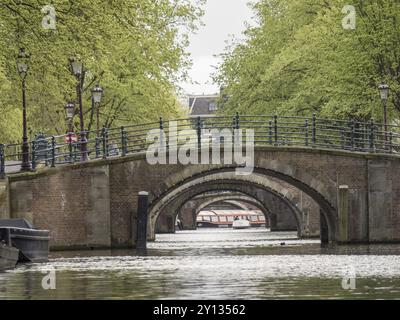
149;168;335;242
151;178;306;240
159;157;337;208
196;195;268;216
217;200;252;210
155;182;300;237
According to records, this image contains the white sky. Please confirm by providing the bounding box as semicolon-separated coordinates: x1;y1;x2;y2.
180;0;254;95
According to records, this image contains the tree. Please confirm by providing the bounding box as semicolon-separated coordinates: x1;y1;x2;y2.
215;0;400;123
0;0;204;143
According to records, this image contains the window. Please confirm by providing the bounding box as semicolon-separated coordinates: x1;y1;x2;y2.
211;216;219;222
208;102;217;111
250;216;258;221
219;216;227;222
227;216;234;222
202;216;211;221
259;215;265;221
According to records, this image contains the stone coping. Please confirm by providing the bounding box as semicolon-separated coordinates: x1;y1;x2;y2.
6;145;400;182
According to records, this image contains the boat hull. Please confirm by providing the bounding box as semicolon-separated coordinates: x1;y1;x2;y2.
232;219;251;229
197;222;266;228
0;227;49;263
0;245;19;271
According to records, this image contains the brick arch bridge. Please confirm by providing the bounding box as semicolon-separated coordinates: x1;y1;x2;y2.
155;181;301;236
3;143;400;249
175;176;320;236
153;175;304;239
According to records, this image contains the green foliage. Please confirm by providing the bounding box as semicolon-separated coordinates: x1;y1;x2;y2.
0;0;204;143
215;0;400;122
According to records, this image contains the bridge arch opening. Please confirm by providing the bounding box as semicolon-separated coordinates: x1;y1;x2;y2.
193;193;271;223
149;168;332;241
153;182;302;237
166;191;273;231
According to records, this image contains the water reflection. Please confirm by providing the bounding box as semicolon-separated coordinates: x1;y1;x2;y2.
1;229;400;299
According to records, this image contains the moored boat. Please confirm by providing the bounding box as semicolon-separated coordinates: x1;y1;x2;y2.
0;219;50;263
197;210;266;228
232;219;251;229
0;243;19;271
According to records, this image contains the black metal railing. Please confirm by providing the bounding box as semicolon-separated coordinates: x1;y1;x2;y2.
1;114;400;178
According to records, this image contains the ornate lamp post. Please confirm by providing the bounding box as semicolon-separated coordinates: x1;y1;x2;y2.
69;58;87;161
379;83;390;142
17;48;31;171
64;102;75;133
91;84;103;137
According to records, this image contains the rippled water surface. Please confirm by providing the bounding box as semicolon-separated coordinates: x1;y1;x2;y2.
1;228;400;299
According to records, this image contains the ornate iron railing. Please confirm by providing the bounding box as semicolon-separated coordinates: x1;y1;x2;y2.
1;114;400;178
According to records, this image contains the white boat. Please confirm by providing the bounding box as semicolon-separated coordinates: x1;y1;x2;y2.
196;210;266;228
232;219;251;229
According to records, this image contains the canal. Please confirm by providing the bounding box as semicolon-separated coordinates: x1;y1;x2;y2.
1;228;400;299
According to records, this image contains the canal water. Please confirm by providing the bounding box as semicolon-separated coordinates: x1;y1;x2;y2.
1;228;400;299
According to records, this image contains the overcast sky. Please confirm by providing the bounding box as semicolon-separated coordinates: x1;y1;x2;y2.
180;0;254;95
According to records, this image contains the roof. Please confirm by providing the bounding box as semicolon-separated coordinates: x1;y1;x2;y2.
188;94;220;117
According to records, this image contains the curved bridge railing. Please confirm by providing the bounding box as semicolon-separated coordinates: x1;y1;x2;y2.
1;114;400;178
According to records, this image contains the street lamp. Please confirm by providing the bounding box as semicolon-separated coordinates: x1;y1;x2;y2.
69;58;83;78
91;84;103;137
379;83;390;142
64;102;75;133
17;48;31;171
69;57;87;161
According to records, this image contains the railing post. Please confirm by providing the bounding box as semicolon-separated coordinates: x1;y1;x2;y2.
102;126;108;159
196;116;202;150
268;120;273;146
73;143;78;163
80;129;88;162
121;126;126;157
159;117;165;151
234;113;240;145
354;122;364;151
95;137;100;159
31;141;36;171
125;131;129;155
0;144;5;179
341;129;345;150
389;132;393;154
350;120;355;151
51;136;56;167
274;115;278;146
369;119;375;152
312;113;316;147
68;133;74;163
362;123;367;151
305;119;309;147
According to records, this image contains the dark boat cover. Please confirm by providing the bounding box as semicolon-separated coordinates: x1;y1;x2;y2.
0;219;35;229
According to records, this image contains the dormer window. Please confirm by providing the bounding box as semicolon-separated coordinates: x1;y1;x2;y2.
209;102;217;111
